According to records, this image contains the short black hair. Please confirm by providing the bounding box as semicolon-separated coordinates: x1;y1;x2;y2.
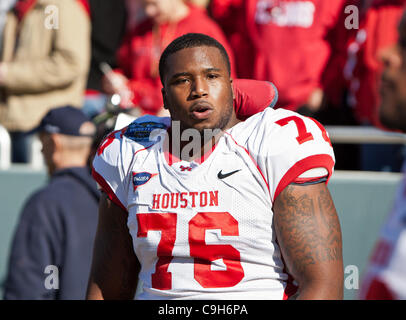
159;33;231;84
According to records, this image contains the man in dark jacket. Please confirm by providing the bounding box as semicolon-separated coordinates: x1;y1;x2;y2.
3;106;100;299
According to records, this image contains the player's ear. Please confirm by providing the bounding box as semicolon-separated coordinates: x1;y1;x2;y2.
230;78;235;100
162;88;168;110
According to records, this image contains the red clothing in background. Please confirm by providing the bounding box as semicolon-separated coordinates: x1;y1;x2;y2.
342;0;405;126
212;0;346;110
321;0;360;111
116;4;235;115
210;0;255;78
233;79;278;119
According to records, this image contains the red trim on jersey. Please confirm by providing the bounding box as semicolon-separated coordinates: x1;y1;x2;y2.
93;145;154;211
164;148;180;166
194;142;217;164
97;127;127;156
223;131;271;195
134;145;154;157
283;275;298;300
163;130;218;165
273;155;335;204
92;168;128;213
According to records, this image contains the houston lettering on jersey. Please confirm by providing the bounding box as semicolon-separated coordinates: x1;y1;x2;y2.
152;191;219;209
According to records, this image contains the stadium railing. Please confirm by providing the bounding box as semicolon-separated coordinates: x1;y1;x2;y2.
28;135;45;169
0;125;405;299
0;126;44;170
0;124;11;170
1;125;405;170
325;126;406;144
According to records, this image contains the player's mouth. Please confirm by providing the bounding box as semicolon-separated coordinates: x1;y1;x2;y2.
189;101;214;120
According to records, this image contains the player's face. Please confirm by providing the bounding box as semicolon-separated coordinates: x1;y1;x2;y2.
161;46;237;133
379;15;406;132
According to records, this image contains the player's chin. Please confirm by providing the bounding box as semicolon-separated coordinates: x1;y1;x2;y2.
188;120;223;135
187;113;214;128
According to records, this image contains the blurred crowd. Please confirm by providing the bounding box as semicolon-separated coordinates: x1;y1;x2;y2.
1;0;406;300
0;0;405;171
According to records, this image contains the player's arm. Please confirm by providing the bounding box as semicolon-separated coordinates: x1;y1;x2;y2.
86;192;140;300
273;182;344;300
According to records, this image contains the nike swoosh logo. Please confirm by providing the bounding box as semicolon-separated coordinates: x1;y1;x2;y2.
218;169;241;179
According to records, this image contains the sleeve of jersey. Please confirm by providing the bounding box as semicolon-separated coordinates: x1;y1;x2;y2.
91;131;132;212
254;111;336;204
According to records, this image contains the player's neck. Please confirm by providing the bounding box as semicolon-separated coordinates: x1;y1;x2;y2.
166;129;222;163
165;115;241;162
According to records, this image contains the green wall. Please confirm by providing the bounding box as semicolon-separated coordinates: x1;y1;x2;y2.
0;167;48;297
0;167;402;300
329;171;401;299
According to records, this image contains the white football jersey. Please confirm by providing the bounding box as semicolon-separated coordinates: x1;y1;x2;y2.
360;164;406;300
92;107;335;300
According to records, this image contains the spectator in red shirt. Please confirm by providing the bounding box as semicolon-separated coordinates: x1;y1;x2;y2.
209;0;255;79
322;0;406;171
210;0;346;114
102;0;235;117
337;0;405;127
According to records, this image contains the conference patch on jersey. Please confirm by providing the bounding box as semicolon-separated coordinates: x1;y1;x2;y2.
124;121;167;143
132;172;157;191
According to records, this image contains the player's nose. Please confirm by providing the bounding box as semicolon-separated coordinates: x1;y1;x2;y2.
190;77;208;99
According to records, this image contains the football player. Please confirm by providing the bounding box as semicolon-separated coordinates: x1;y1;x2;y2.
87;33;343;300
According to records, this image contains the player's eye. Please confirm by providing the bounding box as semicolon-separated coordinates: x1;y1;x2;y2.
207;73;219;80
173;78;189;85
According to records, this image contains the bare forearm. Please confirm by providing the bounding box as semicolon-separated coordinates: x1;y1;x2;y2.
86;194;139;300
274;183;344;300
296;280;343;300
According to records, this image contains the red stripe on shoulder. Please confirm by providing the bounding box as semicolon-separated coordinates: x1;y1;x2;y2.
97;127;128;156
92;168;128;213
273;154;335;204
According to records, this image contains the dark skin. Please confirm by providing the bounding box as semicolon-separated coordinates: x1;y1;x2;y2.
86;45;344;300
86;193;139;299
274;183;343;299
161;46;239;161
